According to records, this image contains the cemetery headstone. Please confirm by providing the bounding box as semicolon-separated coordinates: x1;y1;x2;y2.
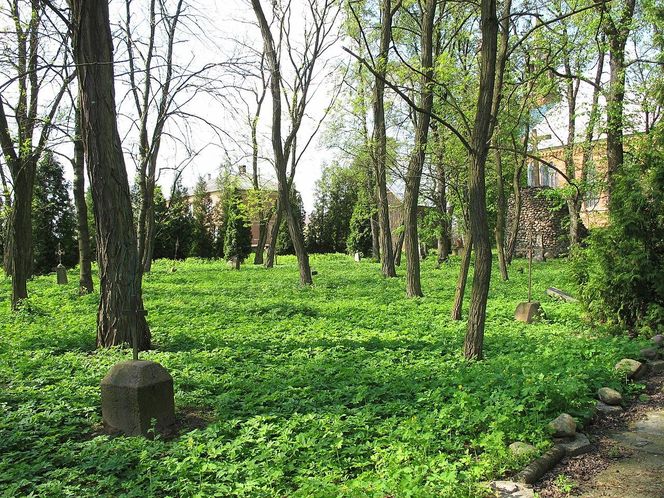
100;298;176;437
354;252;361;262
515;235;543;323
56;243;68;285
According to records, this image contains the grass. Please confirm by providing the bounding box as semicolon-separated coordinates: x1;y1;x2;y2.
0;254;647;497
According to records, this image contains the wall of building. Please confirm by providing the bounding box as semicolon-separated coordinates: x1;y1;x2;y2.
507;186;568;258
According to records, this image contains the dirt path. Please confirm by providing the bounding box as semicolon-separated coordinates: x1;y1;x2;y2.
535;375;664;498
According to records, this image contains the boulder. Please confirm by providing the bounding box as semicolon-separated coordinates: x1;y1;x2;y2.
652;334;664;348
515;301;543;324
597;387;623;406
509;442;537;457
640;347;659;361
548;413;576;438
101;360;176;437
615;359;648;380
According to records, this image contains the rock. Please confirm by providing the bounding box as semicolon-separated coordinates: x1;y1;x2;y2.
101;360;176;437
354;252;361;262
509;442;537;457
490;481;535;498
598;387;623;406
548;413;576;438
515;301;543;324
648;360;664;374
641;347;659;361
596;400;623;415
311;270;318;276
544;251;554;260
56;264;68;285
652;334;664;348
557;433;592;456
615;359;648;380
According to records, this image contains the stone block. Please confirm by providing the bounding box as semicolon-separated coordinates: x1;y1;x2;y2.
56;264;68;285
354;252;361;262
515;301;543;323
101;360;175;436
556;433;591;457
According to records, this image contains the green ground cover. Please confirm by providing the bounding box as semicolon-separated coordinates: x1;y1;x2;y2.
0;255;647;497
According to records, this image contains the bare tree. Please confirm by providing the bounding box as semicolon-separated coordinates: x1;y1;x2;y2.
69;0;150;350
0;0;73;308
250;0;340;284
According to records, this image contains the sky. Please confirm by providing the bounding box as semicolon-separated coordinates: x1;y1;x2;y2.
110;0;346;214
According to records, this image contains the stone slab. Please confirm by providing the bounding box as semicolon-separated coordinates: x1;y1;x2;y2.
596;400;624;415
545;287;578;302
490;481;535;498
56;264;68;285
101;360;175;437
647;360;664;374
557;433;592;457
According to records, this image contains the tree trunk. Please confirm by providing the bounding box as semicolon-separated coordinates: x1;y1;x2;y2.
463;0;498;361
73;104;94;294
506;159;524;264
494;146;508;280
370;211;380;260
402;0;436;297
254;216;269;264
70;0;150;350
452;230;473;320
372;0;397;278
394;226;404;266
8;158;35;309
265;203;282;268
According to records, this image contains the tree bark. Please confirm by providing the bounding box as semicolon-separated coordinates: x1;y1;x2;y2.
494;146;508;280
264;202;282;268
463;0;498;361
402;0;436;297
73;104;94;294
70;0;150;350
452;231;473;320
393;226;405;266
372;0;398;278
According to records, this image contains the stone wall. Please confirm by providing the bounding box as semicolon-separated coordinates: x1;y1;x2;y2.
507;186;568;258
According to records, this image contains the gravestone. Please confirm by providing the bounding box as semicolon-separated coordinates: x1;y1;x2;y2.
354;252;361;262
55;244;67;285
515;234;542;323
56;264;68;285
101;360;175;436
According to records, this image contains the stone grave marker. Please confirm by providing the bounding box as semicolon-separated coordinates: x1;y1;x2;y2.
100;298;175;437
515;234;543;323
56;243;68;285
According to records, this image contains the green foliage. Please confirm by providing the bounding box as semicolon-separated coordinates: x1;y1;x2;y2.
306;164;360;253
189;176;215;259
223;188;252;266
571;129;664;332
346;195;373;256
31;151;77;274
154;180;193;260
0;255;646;497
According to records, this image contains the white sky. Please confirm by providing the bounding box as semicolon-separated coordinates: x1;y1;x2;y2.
110;0;344;213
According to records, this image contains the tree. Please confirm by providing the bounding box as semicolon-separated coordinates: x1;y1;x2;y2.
156;179;193;260
306;164;359;253
250;0;339;284
223;190;252;269
0;0;73;308
401;0;437;297
69;0;150;350
31;151;77;275
189;177;215;258
71;103;94;294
